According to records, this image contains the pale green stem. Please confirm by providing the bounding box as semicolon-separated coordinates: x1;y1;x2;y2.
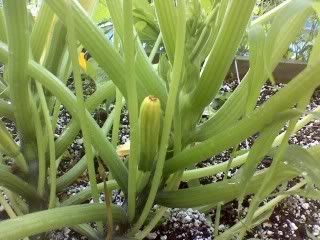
30;2;54;62
65;0;100;210
111;88;123;147
0;165;42;202
61;180;118;206
3;0;37;168
31;100;46;197
123;0;139;222
0;120;28;173
3;189;26;216
190;3;220;62
111;34;123;147
149;33;162;63
214;203;222;237
182;106;320;182
251;0;293;26
36;82;56;208
0;203;127;240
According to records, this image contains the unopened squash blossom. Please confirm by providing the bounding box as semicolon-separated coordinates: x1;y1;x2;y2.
139;95;161;172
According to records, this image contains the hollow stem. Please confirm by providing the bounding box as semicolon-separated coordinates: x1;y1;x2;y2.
123;0;139;222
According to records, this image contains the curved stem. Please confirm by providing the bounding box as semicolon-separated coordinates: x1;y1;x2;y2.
36;82;56;208
0;164;42;202
61;180;118;206
31;100;46;197
251;0;292;26
55;81;115;158
148;33;162;63
0;120;28;173
65;0;99;209
3;0;37;166
123;0;139;221
0;203;127;240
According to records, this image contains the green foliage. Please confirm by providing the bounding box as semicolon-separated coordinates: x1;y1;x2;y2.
0;0;319;239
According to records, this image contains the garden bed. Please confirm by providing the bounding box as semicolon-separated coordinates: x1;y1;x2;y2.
9;78;317;240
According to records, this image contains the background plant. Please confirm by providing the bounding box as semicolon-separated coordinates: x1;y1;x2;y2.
0;0;319;239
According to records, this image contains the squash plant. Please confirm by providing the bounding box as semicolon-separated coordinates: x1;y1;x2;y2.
0;0;319;239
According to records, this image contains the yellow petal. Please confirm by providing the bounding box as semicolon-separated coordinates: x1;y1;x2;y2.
79;52;87;72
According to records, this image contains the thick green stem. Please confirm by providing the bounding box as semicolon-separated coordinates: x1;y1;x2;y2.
3;0;37;167
36;83;56;208
61;180;118;206
0;188;17;218
154;0;176;63
251;0;292;26
43;20;67;75
30;2;54;62
0;203;127;240
156;165;297;208
65;0;100;208
31;100;46;197
0;165;42;203
123;0;139;222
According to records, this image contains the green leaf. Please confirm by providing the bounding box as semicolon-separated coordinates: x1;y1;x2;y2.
246;24;266;114
154;0;177;63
